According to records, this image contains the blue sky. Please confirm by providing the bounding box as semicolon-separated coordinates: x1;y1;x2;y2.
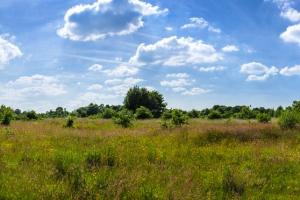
1;0;300;111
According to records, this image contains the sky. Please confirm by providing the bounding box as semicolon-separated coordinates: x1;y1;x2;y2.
1;0;300;112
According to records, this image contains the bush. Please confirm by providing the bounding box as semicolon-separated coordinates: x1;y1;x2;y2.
113;109;134;128
26;111;38;120
1;109;13;126
256;113;271;123
135;106;153;119
188;109;200;118
208;111;222;120
65;116;75;128
161;109;189;128
101;108;116;119
278;111;300;129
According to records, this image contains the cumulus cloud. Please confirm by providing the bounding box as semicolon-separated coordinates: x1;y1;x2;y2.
197;66;226;72
130;36;222;67
280;65;300;75
240;62;279;81
280;23;300;46
7;75;66;96
281;7;300;22
87;84;103;91
103;65;139;77
0;35;22;69
160;78;193;88
88;64;103;72
105;77;143;96
166;73;189;78
222;45;239;52
181;17;221;33
160;74;210;95
57;0;168;41
182;87;211;96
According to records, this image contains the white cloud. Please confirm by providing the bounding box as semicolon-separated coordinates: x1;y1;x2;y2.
222;45;239;52
130;36;222;67
87;84;103;91
182;87;210;96
281;7;300;22
160;78;193;88
103;65;139;77
280;65;300;76
181;17;221;33
0;36;22;69
240;62;279;81
165;27;173;31
88;64;103;72
57;0;168;41
106;77;143;96
166;73;189;78
280;23;300;46
197;66;226;72
0;75;66;103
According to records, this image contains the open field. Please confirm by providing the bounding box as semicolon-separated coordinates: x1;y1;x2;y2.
1;119;300;199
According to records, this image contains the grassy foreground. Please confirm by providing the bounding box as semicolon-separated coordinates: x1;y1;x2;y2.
0;119;300;199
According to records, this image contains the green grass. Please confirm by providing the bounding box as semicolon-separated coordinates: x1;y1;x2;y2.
0;119;300;199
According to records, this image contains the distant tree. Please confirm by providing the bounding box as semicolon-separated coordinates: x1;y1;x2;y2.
275;106;284;118
25;111;38;120
86;103;100;116
292;101;300;112
101;108;116;119
135;106;153;119
256;113;271;123
208;111;222;120
161;109;189;128
188;109;200;118
124;86;167;118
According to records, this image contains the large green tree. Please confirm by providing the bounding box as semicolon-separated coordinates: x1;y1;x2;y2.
124;86;167;118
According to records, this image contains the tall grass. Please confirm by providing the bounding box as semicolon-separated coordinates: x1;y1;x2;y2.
0;119;299;199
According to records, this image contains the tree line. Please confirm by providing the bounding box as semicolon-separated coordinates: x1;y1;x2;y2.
0;86;300;126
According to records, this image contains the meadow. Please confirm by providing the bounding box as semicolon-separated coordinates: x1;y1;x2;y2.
0;118;300;199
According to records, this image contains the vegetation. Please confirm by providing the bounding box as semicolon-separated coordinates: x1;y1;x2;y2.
135;106;153;119
124;86;167;118
278;111;300;129
256;113;272;123
1;87;300;198
0;119;300;199
113;109;134;128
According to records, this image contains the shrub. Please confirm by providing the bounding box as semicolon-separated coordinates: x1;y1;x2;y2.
161;109;189;128
135;106;153;119
65;116;75;128
113;109;134;128
256;113;271;123
188;109;200;118
26;111;38;120
0;108;13;126
171;109;189;126
278;111;300;129
208;110;222;120
101;108;116;119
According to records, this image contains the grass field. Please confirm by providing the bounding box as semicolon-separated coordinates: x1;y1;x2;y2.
0;119;300;199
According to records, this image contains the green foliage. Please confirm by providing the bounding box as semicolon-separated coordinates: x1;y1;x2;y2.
64;116;75;128
86;151;102;169
256;113;272;123
161;109;189;128
101;108;116;119
188;109;200;118
25;111;38;120
222;168;245;198
135;106;153;119
0;106;13;126
124;86;167;118
208;110;222;120
278;111;300;129
113;109;134;128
